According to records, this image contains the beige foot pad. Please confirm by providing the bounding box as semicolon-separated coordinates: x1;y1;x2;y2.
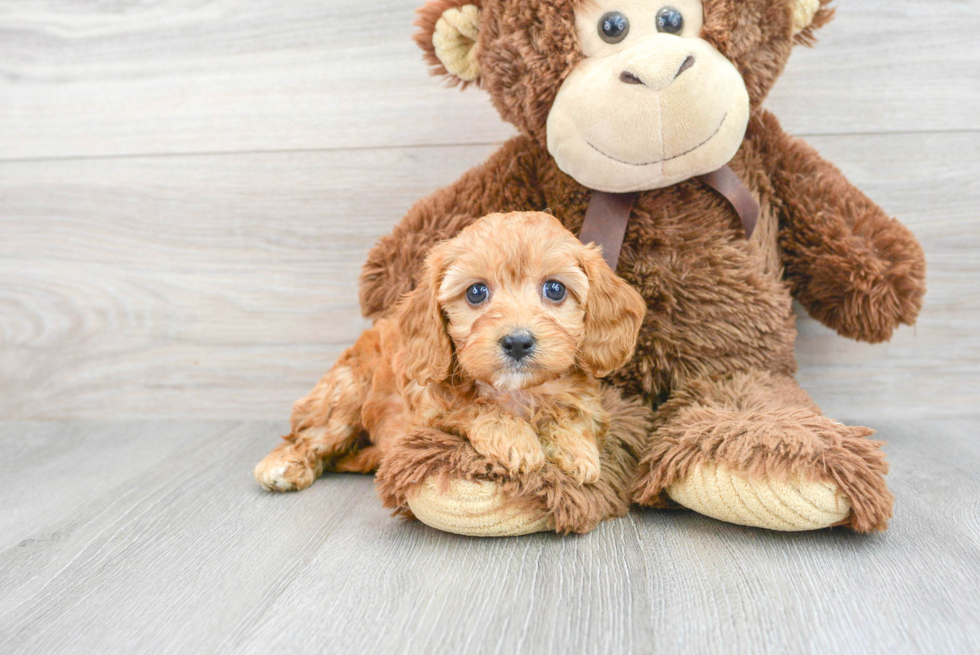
667;462;851;531
407;477;551;537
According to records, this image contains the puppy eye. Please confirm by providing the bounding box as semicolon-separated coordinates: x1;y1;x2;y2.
543;280;566;302
598;11;629;44
466;283;489;305
656;7;684;34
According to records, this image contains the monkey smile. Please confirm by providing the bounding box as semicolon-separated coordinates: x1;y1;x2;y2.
587;112;728;167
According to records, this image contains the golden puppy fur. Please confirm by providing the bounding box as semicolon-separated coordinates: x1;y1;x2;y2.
254;211;647;492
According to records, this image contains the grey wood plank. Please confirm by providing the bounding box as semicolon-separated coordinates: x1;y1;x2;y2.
0;421;361;654
0;421;237;550
0;419;977;654
0;144;494;419
635;417;980;654
0;0;513;161
1;0;978;161
2;132;977;420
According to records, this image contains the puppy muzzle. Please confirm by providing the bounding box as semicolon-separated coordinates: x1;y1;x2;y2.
499;331;536;363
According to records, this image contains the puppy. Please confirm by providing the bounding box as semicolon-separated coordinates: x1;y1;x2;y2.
254;211;646;491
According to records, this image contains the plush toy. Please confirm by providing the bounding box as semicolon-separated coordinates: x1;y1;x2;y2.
356;0;926;535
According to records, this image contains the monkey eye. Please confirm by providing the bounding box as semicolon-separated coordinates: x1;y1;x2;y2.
466;283;489;305
598;11;630;44
543;280;567;302
656;7;684;34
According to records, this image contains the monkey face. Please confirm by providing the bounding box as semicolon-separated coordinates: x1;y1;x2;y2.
416;0;828;187
545;0;750;193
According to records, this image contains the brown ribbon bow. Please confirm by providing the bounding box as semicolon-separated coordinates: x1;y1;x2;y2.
579;164;759;270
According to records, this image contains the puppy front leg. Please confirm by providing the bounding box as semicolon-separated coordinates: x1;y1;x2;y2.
468;411;545;475
540;409;608;485
541;428;601;485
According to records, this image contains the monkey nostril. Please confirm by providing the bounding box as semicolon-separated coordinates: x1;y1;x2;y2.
619;70;644;85
500;332;536;362
675;55;695;79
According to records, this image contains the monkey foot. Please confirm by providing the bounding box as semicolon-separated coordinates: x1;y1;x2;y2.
666;462;852;531
631;383;894;534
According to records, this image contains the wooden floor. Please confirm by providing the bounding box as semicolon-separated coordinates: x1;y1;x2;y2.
2;0;980;652
0;418;978;654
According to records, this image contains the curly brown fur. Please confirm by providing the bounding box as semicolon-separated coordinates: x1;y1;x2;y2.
376;385;652;534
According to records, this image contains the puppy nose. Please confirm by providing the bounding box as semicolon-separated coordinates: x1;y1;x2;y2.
500;332;536;362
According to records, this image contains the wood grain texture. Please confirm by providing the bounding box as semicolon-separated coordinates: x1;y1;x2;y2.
1;0;978;161
0;419;977;654
2;132;977;420
0;144;486;419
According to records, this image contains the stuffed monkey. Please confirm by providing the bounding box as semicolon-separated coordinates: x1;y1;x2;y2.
360;0;925;535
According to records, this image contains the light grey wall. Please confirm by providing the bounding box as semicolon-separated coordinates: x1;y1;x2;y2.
1;0;978;420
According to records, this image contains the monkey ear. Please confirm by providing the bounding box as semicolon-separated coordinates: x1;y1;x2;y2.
792;0;834;45
577;246;647;379
415;0;482;85
395;245;455;386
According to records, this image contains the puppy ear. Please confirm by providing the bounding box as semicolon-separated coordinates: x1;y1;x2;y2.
395;244;454;386
578;246;647;378
415;0;482;85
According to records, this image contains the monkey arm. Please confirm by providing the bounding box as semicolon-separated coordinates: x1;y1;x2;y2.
759;111;926;343
359;135;546;320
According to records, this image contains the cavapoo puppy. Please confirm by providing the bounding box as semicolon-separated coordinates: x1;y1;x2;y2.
254;211;646;491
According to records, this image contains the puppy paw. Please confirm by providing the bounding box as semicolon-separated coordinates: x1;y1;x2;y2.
254;446;317;492
469;417;545;475
502;440;547;474
540;428;602;485
550;444;601;485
